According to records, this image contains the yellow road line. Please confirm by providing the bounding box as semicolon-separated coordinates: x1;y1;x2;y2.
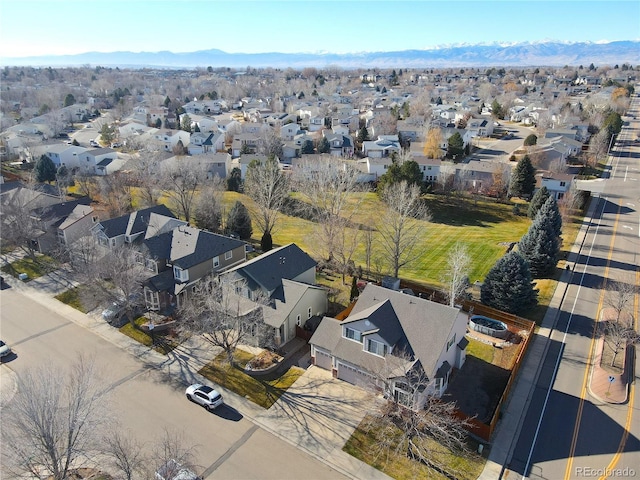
564;204;621;479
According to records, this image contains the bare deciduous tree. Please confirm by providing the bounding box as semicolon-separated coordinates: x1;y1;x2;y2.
377;181;431;278
361;351;475;479
293;159;363;266
161;161;205;223
178;276;274;365
441;242;472;307
0;186;48;258
103;429;146;480
193;177;225;233
602;278;638;367
150;429;199;480
244;156;289;249
2;355;110;480
98;173;133;217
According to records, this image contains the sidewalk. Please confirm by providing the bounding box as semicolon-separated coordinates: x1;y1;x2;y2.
478;193;604;480
0;271;390;480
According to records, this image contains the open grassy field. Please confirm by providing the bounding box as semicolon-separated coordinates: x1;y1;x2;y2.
222;191;532;289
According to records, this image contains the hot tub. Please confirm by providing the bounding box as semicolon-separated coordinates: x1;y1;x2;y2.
469;315;509;339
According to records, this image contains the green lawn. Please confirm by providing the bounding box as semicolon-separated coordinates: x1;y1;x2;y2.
119;316;178;355
1;254;58;281
199;349;304;409
222;191;531;289
55;286;89;313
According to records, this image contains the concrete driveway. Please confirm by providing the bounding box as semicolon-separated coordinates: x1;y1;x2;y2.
254;366;391;480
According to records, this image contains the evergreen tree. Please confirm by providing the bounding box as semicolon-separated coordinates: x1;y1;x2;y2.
301;139;315;154
227;201;252;240
518;215;560;278
350;276;359;301
491;99;504;119
357;126;370;144
447;132;464;159
261;231;273;252
317;137;331;154
34;155;57;183
523;134;538;146
528;186;550;219
481;251;538;314
399;160;424;187
63;93;76;107
537;195;563;239
509;155;536;199
226;167;242;192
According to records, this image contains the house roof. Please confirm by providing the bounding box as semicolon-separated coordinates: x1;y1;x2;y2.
311;284;462;379
99;205;175;239
144;226;245;270
222;243;317;295
58;204;94;230
31;196;92;225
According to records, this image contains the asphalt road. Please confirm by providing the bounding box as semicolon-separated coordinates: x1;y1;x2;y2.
0;287;347;480
469;123;536;163
509;93;640;479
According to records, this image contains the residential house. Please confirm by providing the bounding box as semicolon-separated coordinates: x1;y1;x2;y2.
141;225;247;311
454;160;511;193
361;135;400;158
92;205;179;250
78;148;118;175
310;284;468;404
323;131;355;157
229;154;269;179
412;156;441;183
188;132;225;155
231;133;261;157
357;156;393;180
220;243;327;345
154;130;191;152
29;197;94;253
535;172;576;200
160;153;231;180
44;144;87;169
280;122;301;141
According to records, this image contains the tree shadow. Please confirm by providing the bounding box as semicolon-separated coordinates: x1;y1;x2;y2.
428;196;507;226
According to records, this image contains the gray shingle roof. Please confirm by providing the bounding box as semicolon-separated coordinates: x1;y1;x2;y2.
99;205;175;239
223;243;317;294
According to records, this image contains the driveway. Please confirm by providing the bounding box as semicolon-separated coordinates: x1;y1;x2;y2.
254;366;391;479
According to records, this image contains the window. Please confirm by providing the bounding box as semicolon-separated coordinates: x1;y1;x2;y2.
173;266;189;282
213;256;220;268
296;314;301;326
224;251;233;260
308;307;312;319
98;236;108;247
560;181;566;187
344;327;362;342
145;258;157;273
366;339;387;357
446;333;456;351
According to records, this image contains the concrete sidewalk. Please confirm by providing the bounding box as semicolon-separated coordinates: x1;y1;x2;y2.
0;272;390;480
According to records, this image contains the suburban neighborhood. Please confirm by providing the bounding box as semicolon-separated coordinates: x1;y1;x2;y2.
1;37;639;480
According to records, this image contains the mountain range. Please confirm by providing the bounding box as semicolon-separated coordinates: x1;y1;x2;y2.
1;41;638;69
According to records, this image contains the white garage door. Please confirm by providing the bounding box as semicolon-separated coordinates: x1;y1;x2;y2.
315;350;332;370
337;362;372;387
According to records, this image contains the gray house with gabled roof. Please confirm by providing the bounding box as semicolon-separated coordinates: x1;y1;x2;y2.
310;283;468;406
140;225;247;311
220;243;328;345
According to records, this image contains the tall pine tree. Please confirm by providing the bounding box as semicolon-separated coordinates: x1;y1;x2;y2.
528;186;550;219
34;155;57;183
537;195;562;239
227;201;253;240
509;155;536;200
481;251;538;314
518;216;560;278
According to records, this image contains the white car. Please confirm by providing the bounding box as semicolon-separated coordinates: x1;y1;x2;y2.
0;340;12;358
185;384;223;411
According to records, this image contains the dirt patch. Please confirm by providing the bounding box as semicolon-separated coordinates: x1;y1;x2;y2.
444;356;510;423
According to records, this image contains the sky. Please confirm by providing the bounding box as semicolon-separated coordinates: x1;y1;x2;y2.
0;0;638;58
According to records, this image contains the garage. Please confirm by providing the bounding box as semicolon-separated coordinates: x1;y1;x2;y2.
314;348;333;370
337;362;373;388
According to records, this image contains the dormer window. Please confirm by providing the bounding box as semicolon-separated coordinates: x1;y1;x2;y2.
366;338;387;357
344;327;361;342
173;266;189;283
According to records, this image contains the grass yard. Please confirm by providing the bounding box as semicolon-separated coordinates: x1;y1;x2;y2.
199;349;304;409
344;414;484;480
119;316;179;355
1;254;58;281
55;286;90;313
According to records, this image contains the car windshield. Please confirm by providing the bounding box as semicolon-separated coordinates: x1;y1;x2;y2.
0;341;5;347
